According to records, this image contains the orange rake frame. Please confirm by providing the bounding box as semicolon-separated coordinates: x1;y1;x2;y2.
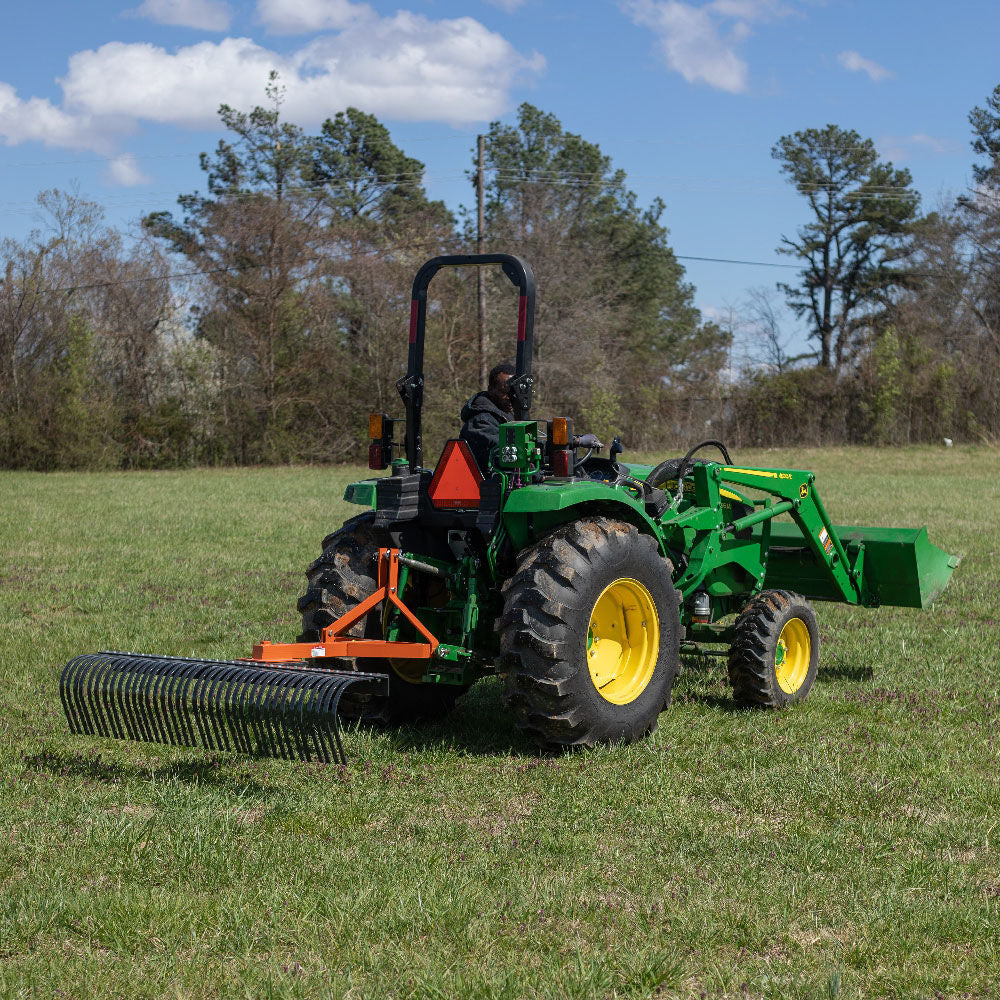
251;548;439;663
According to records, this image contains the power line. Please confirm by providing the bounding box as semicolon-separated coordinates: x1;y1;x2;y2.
7;238;955;301
0;134;948;171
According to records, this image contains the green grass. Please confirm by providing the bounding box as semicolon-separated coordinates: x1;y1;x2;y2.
1;447;998;999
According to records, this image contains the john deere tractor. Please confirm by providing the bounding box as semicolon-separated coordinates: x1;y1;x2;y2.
61;255;959;761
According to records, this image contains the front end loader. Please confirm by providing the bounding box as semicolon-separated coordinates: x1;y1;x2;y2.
60;254;960;759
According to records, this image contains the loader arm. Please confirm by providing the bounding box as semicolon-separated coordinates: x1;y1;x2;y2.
660;463;957;611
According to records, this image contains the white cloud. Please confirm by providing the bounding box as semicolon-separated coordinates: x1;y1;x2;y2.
837;50;892;82
106;153;151;186
484;0;527;11
707;0;792;18
625;0;748;92
61;38;287;127
59;18;542;128
624;0;802;93
0;7;541;171
0;82;112;152
908;133;950;154
880;132;953;162
256;0;372;34
126;0;233;31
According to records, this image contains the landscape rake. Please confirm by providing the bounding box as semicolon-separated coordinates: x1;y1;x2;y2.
60;652;388;765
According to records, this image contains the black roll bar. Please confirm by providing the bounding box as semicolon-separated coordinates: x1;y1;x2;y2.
396;254;536;472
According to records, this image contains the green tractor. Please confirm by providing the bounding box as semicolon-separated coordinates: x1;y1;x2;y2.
60;255;960;761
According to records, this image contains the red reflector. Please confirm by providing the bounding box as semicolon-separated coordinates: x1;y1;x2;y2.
552;449;571;477
428;440;484;509
369;442;384;470
409;299;419;344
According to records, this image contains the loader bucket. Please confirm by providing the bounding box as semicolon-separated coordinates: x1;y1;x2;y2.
763;523;960;609
837;524;960;608
59;652;389;765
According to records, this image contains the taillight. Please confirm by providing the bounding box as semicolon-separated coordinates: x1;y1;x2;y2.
368;412;397;470
552;449;572;477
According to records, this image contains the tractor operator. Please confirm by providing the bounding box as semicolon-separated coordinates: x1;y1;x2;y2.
460;361;602;472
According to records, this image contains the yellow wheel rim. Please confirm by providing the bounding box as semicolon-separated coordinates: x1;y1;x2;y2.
775;617;811;694
586;578;660;704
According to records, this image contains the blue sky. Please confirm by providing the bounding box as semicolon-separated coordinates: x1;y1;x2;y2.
2;0;998;357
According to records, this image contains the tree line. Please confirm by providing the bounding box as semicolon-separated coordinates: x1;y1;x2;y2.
2;78;999;470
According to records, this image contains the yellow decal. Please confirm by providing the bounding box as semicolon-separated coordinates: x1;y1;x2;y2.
799;483;809;499
724;467;778;479
720;489;743;502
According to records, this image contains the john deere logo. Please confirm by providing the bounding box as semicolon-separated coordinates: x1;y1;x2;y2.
799;484;809;499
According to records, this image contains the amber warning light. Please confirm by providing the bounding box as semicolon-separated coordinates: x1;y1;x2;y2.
369;412;395;470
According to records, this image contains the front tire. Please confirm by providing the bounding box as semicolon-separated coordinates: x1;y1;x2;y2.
728;590;818;708
499;518;680;751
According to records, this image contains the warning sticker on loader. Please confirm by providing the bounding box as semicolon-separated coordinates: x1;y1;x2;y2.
818;527;834;557
799;483;809;499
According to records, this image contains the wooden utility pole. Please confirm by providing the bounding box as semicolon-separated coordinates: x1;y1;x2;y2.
477;134;487;386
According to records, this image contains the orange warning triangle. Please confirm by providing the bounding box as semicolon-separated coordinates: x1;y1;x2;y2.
428;440;484;509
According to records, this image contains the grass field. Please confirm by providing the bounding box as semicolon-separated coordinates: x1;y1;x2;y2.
1;446;998;999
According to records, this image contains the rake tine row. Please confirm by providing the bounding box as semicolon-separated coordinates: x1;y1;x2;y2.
59;652;387;765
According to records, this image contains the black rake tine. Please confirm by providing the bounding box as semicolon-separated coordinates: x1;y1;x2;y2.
119;654;153;743
172;658;205;747
253;670;283;756
93;654;123;739
60;655;91;735
151;659;183;746
255;667;288;759
260;667;297;760
234;664;271;756
137;658;171;745
271;669;306;761
285;671;317;761
318;673;356;766
72;654;101;735
230;665;263;755
196;663;228;752
307;675;337;763
78;655;106;738
82;655;112;737
318;673;353;765
158;659;190;747
326;676;350;766
103;653;131;740
329;675;362;767
59;656;84;734
306;674;336;764
134;656;168;744
204;665;236;753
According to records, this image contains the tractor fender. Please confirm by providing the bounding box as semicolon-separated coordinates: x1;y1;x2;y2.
501;482;668;554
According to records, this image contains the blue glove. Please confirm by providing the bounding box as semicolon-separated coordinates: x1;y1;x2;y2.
575;433;603;450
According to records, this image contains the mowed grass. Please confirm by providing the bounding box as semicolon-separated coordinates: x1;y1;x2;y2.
1;447;998;999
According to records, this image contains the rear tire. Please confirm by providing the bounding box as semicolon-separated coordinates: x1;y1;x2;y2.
297;512;462;724
499;518;680;751
728;590;818;708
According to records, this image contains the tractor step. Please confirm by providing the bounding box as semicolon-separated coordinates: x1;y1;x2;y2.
59;652;389;766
